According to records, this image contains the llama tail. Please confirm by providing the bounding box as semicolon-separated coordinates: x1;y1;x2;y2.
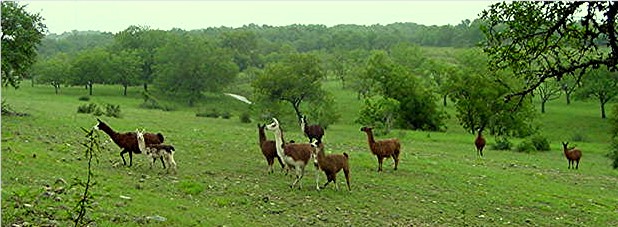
343;152;349;159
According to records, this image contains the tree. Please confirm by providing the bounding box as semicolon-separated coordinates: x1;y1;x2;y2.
575;66;618;119
155;33;238;106
31;53;71;94
559;74;580;105
252;53;326;121
480;2;618;103
449;49;537;137
355;96;400;135
219;30;261;71
609;105;618;169
69;48;110;95
535;79;562;113
108;50;142;96
362;51;445;131
1;1;47;88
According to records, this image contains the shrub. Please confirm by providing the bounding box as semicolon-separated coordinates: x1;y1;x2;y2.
610;139;618;169
77;103;99;114
571;133;587;142
196;109;220;118
105;104;121;118
491;137;512;151
515;140;536;153
530;135;551;151
239;112;251;123
221;112;231;119
78;96;90;101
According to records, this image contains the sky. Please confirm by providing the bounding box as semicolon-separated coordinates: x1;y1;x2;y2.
22;1;497;35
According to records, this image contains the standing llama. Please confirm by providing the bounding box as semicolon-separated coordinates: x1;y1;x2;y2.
360;127;401;172
258;124;285;174
137;129;177;173
310;140;351;191
562;142;582;169
300;115;324;143
94;118;164;166
475;128;486;157
266;118;315;189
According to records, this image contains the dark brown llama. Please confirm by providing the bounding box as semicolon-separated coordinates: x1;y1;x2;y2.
475;129;486;157
94;119;164;166
300;115;324;143
562;142;582;169
360;127;401;172
258;124;285;174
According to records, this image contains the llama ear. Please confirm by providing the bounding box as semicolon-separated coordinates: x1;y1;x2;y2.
272;118;279;125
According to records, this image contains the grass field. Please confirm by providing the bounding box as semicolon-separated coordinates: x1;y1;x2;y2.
2;80;618;226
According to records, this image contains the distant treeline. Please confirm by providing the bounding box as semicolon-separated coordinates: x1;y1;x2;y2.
36;20;485;58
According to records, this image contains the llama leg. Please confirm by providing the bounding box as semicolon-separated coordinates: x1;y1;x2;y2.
276;156;285;170
344;168;351;191
333;175;339;191
315;169;321;190
377;157;384;172
151;157;156;168
120;149;129;165
128;151;133;166
575;160;579;169
393;154;399;171
160;156;166;169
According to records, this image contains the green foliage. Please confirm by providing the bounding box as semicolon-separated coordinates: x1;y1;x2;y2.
480;2;617;101
154;33;238;106
104;104;121;118
31;53;71;94
77;103;121;118
252;52;328;120
361;50;445;131
78;96;90;102
1;1;47;88
575;66;618;119
571;133;587;142
196;109;220;118
515;140;536;153
610;140;618;169
77;103;100;114
221;112;231;119
239;112;252;123
140;91;175;111
448;48;537;137
529;135;551;152
355;96;400;135
610;105;618;169
491;137;512;151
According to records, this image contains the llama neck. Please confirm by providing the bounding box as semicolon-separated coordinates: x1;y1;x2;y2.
137;133;146;153
316;145;326;162
258;128;267;144
98;123;119;139
300;119;306;133
364;130;376;145
272;127;285;157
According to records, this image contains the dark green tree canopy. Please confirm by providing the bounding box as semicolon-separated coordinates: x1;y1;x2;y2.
1;1;47;88
481;1;617;102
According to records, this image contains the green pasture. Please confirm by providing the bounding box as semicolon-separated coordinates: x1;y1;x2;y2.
2;81;617;226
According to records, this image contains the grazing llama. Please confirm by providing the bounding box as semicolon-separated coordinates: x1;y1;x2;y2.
310;140;351;191
562;142;582;169
94;119;164;166
475;129;486;157
300;115;324;143
137;129;177;173
266;118;315;189
360;127;401;172
258;124;285;173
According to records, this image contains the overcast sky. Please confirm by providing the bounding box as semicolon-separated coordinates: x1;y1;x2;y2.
22;1;497;34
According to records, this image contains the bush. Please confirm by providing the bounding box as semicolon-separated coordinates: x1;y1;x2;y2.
221;112;231;119
105;104;121;118
77;103;99;114
196;109;220;118
491;137;512;151
78;96;90;101
239;112;251;123
530;135;551;151
610;139;618;169
571;133;587;142
515;140;536;153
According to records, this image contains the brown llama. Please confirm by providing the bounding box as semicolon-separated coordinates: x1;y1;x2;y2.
310;140;351;191
258;124;285;174
300;115;324;143
94;119;164;166
562;142;582;169
360;127;401;172
475;129;486;157
266;118;315;189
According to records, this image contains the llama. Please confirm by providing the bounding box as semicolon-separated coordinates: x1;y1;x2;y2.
137;130;177;173
475;129;486;157
94;118;164;166
360;127;401;172
266;118;315;189
562;142;582;169
258;124;285;174
300;115;324;143
310;140;351;191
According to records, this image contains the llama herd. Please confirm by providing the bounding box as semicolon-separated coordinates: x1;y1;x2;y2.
94;114;583;191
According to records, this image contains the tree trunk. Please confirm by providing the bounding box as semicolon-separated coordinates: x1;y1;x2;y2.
601;101;607;119
143;83;148;92
88;84;93;96
566;92;571;105
443;95;448;107
54;84;59;94
291;101;302;122
123;85;128;96
541;99;546;113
